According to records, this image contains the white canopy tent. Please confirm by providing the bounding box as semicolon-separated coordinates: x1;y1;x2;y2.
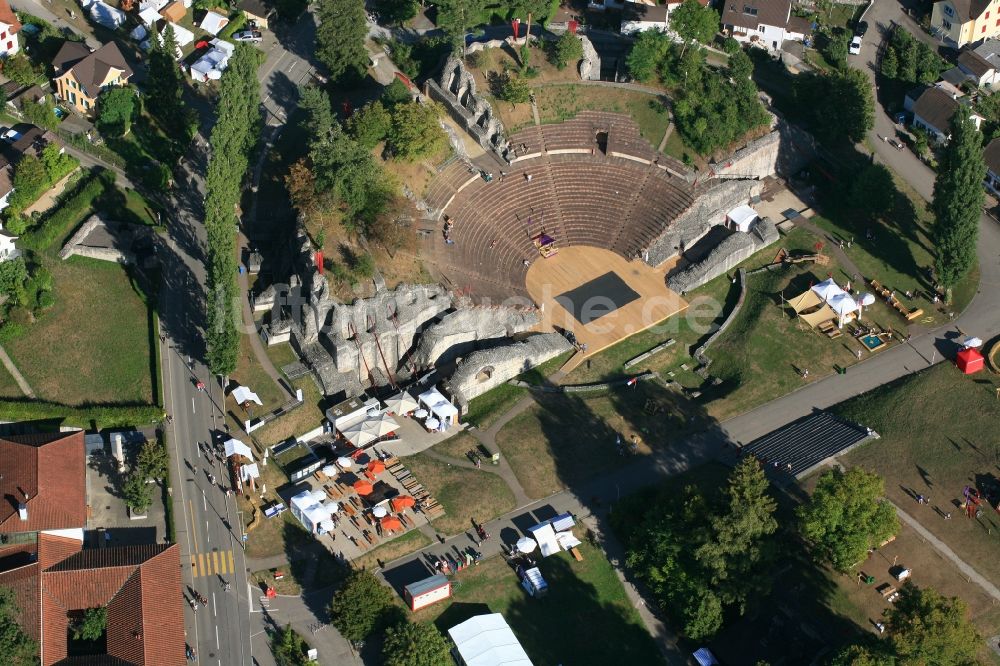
811;278;846;302
200;10;229;34
515;536;537;554
290;489;333;534
526;523;560;557
90;1;126;28
139;0;168;11
340;421;377;447
551;512;575;532
240;463;260;482
727;204;759;233
232;385;263;406
166;21;194;47
139;6;160;25
385;391;418;415
418;387;459;426
555;531;581;551
448;614;533;666
828;293;860;317
224;438;254;461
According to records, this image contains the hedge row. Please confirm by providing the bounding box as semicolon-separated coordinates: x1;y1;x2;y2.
22;169;113;251
0;398;162;429
218;13;247;42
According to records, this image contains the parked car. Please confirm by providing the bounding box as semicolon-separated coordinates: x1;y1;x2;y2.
233;30;263;42
855;20;868;36
849;35;863;55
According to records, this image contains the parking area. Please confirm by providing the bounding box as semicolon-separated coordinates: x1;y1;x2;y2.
85;435;167;547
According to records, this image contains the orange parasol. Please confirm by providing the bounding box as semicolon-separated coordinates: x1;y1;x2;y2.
368;460;386;475
381;516;403;531
353;480;373;495
391;496;416;512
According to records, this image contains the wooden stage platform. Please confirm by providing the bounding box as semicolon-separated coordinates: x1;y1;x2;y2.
525;246;687;370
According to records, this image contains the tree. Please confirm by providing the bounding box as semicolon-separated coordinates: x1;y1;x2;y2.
795;68;873;145
97;87;136;137
347;101;391;149
12;154;46;200
496;72;530;103
146;25;191;138
885;584;980;665
850;163;895;221
880;46;899;79
377;0;418;24
272;624;309;666
548;31;583;70
3;54;35;88
435;0;487;52
72;606;106;641
881;28;945;86
388;101;447;160
382;622;452;666
819;27;850;70
382;78;412;107
0;258;27;299
299;85;334;140
828;643;891;666
627;29;671;82
122;470;153;514
41;143;75;180
19;96;56;130
204;45;261;376
136;438;169;480
315;0;368;83
670;0;719;46
328;570;399;642
797;467;899;572
932;112;985;293
309;122;394;229
0;585;37;665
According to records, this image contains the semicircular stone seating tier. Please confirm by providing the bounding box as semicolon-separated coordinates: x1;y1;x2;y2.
420;111;695;301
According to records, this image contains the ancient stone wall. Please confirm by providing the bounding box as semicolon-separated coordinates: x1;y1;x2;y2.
709;130;780;181
579;36;601;81
444;333;574;410
427;56;510;159
412;306;540;369
667;218;780;293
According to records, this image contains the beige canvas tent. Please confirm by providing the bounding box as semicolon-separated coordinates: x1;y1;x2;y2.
787;289;822;314
800;304;838;328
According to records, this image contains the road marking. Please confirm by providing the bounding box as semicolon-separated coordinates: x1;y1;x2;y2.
206;520;211;541
202;489;207;511
212;550;219;574
198;553;206;577
228;550;235;575
188;501;199;552
212;592;217;618
192;397;196;413
189;549;234;577
215;625;220;649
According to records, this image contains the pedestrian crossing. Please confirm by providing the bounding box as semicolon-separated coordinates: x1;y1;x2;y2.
189;550;235;578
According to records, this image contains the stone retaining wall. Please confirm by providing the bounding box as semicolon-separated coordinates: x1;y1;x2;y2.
668;218;779;294
693;268;747;368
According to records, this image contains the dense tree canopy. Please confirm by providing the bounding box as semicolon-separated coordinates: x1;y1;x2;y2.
388;101;447;160
97;87;136;138
0;586;37;665
795;67;873;145
817;27;850;70
435;0;488;51
316;0;369;82
670;0;719;45
136;438;169;480
615;458;778;640
347;101;392;149
626;30;672;83
797;467;898;572
886;584;980;665
880;27;946;86
382;622;452;666
377;0;419;24
3;54;35;88
272;624;310;666
850;163;895;221
73;607;107;641
328;570;400;642
548;31;583;70
932;112;984;291
204;45;262;376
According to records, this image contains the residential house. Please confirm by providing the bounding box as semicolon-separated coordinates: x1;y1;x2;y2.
0;0;22;57
52;40;133;115
160;0;186;23
983;136;1000;194
946;41;1000;86
237;0;272;29
907;85;984;142
721;0;812;51
0;532;186;665
931;0;1000;47
0;122;63;221
0;431;86;534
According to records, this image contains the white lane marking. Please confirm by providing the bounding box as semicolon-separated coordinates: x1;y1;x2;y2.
205;521;211;541
287;60;297;73
215;625;220;649
212;592;217;618
192;397;196;413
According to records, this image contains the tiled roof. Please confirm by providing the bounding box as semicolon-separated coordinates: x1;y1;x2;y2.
721;0;791;31
52;41;133;99
0;561;40;643
913;86;961;134
623;2;668;22
0;431;86;533
0;0;21;33
37;532;82;570
237;0;270;17
945;0;991;23
984;137;1000;175
958;49;994;78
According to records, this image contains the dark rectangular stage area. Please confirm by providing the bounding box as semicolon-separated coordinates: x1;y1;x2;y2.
555;271;641;325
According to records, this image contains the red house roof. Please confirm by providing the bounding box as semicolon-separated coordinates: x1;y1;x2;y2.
0;431;87;533
0;0;22;34
0;537;186;665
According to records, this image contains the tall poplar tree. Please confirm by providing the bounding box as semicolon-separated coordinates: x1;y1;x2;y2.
204;45;261;376
315;0;368;83
146;26;188;135
932;112;985;295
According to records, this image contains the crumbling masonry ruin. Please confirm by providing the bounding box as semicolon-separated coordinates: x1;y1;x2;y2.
427;56;510;160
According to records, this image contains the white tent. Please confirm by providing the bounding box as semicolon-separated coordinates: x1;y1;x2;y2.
515;536;537;553
418;387;459;426
130;24;148;40
811;278;846;302
526;523;560;557
224;438;254;460
551;512;575;532
240;462;260;481
200;10;229;35
520;567;547;598
828;293;860;317
385;391;418;415
232;385;263;406
340;420;378;447
555;531;581;550
90;1;126;28
290;490;332;534
859;292;876;307
139;0;168;11
167;21;194;47
139;6;161;25
190;38;235;82
448;614;533;666
727;204;759;233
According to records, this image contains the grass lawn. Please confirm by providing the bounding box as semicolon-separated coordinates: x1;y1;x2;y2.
254;377;326;446
229;336;286;416
414;541;663;665
838;363;1000;589
6;256;154;405
0;361;25;397
463;352;570;429
404;454;516;536
533;85;671;144
431;432;482;460
352;529;432;571
496;381;705;499
264;342;300;378
244;511;310;560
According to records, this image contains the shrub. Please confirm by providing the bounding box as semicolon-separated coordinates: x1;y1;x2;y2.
22;170;110;250
218;13;247;41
